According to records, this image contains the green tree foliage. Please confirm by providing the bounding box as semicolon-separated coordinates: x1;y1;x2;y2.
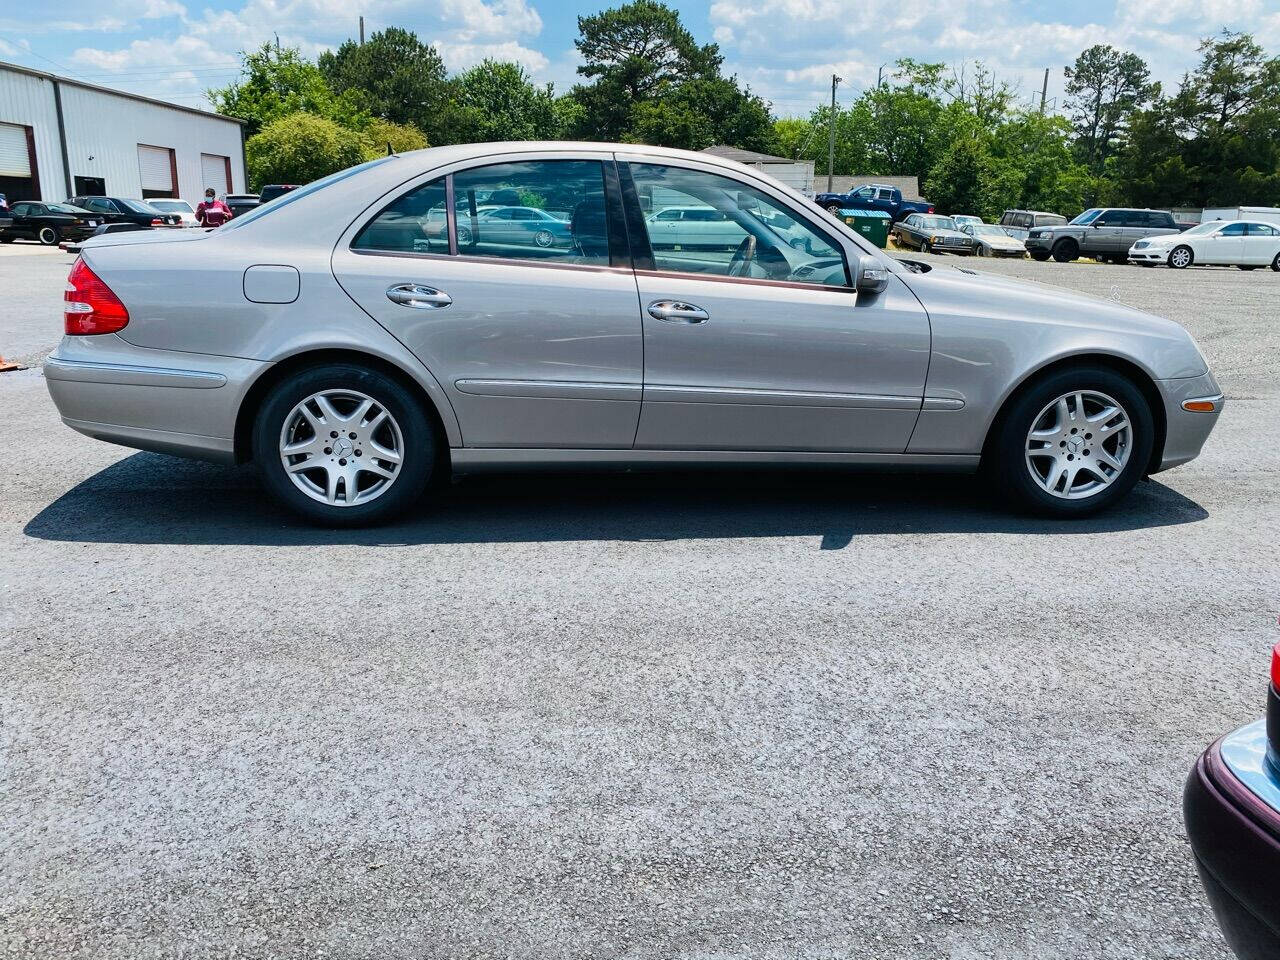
245;112;367;190
208;44;367;137
453;60;562;143
361;118;428;161
1064;44;1155;174
318;28;455;145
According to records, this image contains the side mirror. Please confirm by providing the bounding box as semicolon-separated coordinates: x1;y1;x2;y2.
855;255;888;294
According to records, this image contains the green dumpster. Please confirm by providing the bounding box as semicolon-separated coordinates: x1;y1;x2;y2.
839;209;891;248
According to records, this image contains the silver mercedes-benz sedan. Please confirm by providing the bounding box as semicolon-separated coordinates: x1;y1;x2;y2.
47;142;1223;526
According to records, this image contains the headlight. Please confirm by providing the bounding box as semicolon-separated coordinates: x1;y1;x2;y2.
1039;231;1053;239
930;235;939;243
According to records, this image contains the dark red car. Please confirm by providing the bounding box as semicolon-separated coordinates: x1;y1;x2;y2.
1185;643;1280;959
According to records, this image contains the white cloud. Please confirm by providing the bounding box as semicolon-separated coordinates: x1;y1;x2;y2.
432;40;549;74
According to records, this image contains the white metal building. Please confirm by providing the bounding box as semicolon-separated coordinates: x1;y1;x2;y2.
0;60;246;205
699;146;815;195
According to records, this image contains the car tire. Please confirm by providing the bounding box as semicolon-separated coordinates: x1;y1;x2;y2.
1272;252;1280;272
1030;251;1050;262
456;224;472;245
37;226;60;246
0;236;13;244
534;228;554;248
921;240;932;254
1168;245;1193;269
822;202;841;213
252;363;438;527
1051;239;1078;263
1237;265;1258;271
988;364;1154;518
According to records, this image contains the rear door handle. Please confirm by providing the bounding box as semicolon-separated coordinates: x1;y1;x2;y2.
387;283;452;309
647;300;709;323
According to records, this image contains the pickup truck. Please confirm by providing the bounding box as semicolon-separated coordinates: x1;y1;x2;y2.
813;183;934;222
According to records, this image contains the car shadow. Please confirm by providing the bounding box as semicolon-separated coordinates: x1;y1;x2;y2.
22;451;1210;548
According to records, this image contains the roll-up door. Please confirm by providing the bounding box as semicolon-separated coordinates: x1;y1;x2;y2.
137;144;175;197
0;123;31;177
201;153;230;194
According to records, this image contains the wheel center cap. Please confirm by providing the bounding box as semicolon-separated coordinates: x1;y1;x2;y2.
1066;436;1084;454
333;437;353;457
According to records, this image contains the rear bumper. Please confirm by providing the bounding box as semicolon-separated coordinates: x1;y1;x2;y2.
44;335;265;463
1153;372;1223;471
1184;722;1280;960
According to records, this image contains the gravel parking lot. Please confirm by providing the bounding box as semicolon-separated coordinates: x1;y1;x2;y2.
2;245;1276;959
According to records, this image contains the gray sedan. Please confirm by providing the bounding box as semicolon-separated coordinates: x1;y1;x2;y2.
47;142;1222;525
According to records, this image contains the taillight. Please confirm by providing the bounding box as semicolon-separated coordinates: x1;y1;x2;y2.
1271;642;1280;690
65;258;129;335
150;217;163;226
927;206;935;214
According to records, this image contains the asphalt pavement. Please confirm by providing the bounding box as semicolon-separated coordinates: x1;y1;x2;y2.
2;243;1277;959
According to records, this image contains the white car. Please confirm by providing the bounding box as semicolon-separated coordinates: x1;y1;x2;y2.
1130;219;1280;271
148;199;199;227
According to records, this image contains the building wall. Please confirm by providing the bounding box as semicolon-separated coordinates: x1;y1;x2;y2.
749;161;814;196
59;84;244;202
0;65;245;204
0;69;64;199
825;175;922;200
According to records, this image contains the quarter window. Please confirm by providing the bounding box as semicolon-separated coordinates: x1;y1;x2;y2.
630;163;848;286
353;177;449;254
454;160;610;265
1247;223;1277;236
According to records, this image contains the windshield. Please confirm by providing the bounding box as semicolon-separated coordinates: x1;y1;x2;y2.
919;216;958;230
1070;208;1102;225
223;157;393;231
150;200;193;213
120;199;163;214
1182;220;1223;236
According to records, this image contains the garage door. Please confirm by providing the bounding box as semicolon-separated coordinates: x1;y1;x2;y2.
0;122;31;177
137;144;175;195
201;153;230;194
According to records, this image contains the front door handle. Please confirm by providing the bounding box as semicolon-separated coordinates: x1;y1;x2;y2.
647;300;709;323
387;283;452;309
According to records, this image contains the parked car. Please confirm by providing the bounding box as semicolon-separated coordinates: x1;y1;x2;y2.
953;215;983;228
1026;207;1185;264
60;221;149;255
960;223;1027;258
45;142;1222;526
147;198;199;227
0;200;102;245
813;182;934;222
224;193;261;218
1129;219;1280;271
999;209;1067;242
0;192;10;231
461;204;573;249
66;196;182;229
1184;642;1280;960
259;184;300;204
892;213;976;255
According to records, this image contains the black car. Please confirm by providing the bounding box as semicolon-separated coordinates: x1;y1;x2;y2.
66;196;182;229
224;193;261;217
1185;643;1280;959
0;200;104;245
258;184;299;204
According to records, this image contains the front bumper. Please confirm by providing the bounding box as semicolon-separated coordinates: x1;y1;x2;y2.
1129;246;1169;264
1153;371;1223;471
44;334;265;463
1185;720;1280;960
1024;236;1053;252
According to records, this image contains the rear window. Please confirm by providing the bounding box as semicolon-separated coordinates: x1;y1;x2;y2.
120;199;162;214
223;157;392;232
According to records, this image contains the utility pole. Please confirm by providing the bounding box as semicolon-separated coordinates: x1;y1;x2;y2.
1039;68;1049;113
359;16;365;45
826;73;842;193
274;32;281;57
877;62;887;88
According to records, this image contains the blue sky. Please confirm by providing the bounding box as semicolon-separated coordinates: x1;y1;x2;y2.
1;0;1277;118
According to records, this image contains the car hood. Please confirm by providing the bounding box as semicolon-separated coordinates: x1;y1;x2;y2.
982;235;1025;248
899;262;1208;378
1137;233;1180;247
79;229;212;251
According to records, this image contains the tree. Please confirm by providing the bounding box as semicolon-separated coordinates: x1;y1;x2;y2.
361;119;428;161
925;136;1021;220
1063;44;1154;174
625;75;774;151
319;27;454;145
245;112;367;189
208;43;366;137
453;60;561;143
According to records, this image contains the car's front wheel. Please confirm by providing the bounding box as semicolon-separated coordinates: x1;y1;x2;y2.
1169;245;1194;269
1051;239;1079;263
252;364;438;526
989;365;1154;517
1272;252;1280;272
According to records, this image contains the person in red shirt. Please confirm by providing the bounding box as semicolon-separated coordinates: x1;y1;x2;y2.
196;189;231;227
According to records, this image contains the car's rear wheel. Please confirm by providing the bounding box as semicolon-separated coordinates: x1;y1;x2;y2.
1272;252;1280;272
1169;245;1193;269
989;365;1154;517
1051;239;1078;263
37;226;59;246
533;228;554;248
252;364;437;526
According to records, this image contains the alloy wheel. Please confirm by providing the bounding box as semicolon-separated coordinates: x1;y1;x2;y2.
278;389;404;507
534;229;554;248
1024;390;1132;500
1170;246;1193;269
